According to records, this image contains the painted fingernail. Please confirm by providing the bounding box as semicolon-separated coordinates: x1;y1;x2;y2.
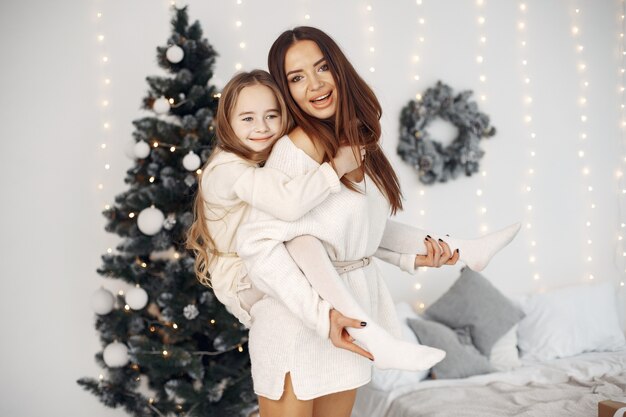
426;235;432;239
369;358;374;361
456;249;460;254
438;238;443;242
361;322;367;327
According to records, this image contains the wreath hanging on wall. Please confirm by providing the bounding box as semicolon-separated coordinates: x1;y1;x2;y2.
397;81;496;185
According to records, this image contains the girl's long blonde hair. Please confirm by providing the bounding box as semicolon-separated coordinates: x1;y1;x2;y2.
186;70;291;287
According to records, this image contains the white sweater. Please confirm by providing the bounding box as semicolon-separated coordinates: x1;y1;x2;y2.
200;145;340;327
237;137;423;400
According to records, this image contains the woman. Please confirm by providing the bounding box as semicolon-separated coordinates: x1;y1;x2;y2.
236;27;458;417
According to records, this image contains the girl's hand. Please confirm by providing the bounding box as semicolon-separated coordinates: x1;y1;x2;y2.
332;145;365;177
328;309;374;361
414;236;460;268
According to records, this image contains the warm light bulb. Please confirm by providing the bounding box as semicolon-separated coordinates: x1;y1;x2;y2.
163;350;168;356
235;20;242;27
170;146;176;152
235;63;242;70
370;67;375;72
414;283;422;290
476;189;483;196
149;177;155;183
476;55;484;63
173;323;178;329
239;42;246;49
369;26;374;32
304;14;310;20
572;26;579;35
533;273;540;280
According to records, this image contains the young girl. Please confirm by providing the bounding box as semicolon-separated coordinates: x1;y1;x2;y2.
187;69;519;374
186;69;364;331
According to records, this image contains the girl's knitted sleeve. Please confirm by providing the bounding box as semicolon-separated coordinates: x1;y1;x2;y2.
227;162;341;222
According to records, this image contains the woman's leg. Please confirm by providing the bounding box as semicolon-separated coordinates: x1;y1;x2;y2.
312;389;357;417
258;372;313;417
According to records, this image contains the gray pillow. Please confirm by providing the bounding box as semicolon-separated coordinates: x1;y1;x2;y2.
425;268;524;356
407;318;494;379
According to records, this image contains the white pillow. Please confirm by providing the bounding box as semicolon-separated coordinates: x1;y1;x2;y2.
489;324;521;371
517;281;626;361
368;302;430;390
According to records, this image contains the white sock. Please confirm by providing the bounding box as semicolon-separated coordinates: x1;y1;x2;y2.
286;235;446;371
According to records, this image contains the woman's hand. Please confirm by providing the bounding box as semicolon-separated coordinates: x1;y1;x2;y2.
414;236;460;268
332;145;365;178
328;309;374;361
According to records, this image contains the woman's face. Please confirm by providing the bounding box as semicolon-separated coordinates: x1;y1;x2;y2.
284;40;338;120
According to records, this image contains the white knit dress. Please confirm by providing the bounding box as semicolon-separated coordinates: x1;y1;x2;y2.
237;137;415;401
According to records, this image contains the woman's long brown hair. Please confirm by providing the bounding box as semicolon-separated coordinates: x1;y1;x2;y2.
186;70;291;287
268;26;403;214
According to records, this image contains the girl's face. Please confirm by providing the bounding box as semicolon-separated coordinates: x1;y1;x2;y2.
284;40;338;120
229;84;282;152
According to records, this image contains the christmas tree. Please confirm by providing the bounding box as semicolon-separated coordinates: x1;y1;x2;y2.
77;7;256;417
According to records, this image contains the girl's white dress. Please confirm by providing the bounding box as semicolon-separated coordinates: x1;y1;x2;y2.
237;137;419;400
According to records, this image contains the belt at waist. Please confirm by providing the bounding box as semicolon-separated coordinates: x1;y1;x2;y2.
331;257;372;274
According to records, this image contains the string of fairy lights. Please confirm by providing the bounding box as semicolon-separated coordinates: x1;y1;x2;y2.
567;4;597;283
617;0;626;290
410;0;427;310
516;2;540;284
474;0;490;236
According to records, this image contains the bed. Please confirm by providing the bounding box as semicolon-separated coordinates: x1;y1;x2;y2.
351;269;626;417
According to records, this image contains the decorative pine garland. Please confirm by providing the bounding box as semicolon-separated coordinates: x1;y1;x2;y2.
397;81;496;185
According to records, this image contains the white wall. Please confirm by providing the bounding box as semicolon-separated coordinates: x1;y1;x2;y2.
0;0;623;416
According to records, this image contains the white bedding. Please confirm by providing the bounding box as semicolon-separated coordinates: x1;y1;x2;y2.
351;349;626;417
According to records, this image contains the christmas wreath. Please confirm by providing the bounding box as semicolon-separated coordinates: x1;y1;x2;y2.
397;81;496;185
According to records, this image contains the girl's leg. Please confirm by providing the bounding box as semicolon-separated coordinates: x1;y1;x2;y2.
286;236;445;372
258;372;313;417
312;389;357;417
381;221;522;272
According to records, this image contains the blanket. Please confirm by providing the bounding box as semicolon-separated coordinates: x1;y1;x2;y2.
385;372;626;417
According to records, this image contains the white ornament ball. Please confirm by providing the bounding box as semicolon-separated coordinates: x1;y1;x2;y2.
137;206;164;235
153;96;171;114
166;45;184;63
103;342;130;367
126;286;149;310
182;151;201;171
91;288;115;315
134;141;151;159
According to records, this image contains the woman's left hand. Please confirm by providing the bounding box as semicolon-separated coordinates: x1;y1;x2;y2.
414;236;460;268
